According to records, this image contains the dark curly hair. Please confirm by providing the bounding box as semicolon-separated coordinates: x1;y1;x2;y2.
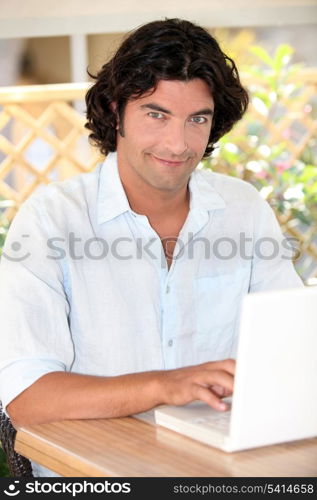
85;18;249;158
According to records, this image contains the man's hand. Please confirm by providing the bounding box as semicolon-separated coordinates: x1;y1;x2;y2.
158;359;235;411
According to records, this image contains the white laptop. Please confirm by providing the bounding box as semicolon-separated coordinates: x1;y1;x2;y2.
154;286;317;452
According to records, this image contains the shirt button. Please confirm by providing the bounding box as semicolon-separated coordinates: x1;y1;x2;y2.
166;285;170;294
168;339;173;347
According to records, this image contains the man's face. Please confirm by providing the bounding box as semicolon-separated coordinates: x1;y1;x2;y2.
116;78;214;193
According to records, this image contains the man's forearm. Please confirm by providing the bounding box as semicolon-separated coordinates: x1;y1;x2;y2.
7;359;236;428
7;370;163;427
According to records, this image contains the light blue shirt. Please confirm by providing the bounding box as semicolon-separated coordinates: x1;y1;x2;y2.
0;152;302;475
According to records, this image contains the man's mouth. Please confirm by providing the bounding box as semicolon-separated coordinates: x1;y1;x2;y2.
151;154;187;167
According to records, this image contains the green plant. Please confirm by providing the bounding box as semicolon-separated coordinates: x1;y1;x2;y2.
0;200;11;256
0;222;9;256
0;446;9;477
202;44;317;278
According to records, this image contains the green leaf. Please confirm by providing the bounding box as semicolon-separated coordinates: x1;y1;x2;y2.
297;165;317;183
273;44;294;71
252;91;271;108
270;143;288;159
249;46;275;68
0;446;9;477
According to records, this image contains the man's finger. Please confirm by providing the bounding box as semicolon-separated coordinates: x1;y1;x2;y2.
197;369;234;394
194;384;230;411
210;384;231;397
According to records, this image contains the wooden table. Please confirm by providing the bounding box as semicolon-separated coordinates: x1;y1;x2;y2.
15;416;317;477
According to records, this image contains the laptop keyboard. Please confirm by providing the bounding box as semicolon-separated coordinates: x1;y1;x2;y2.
191;410;231;433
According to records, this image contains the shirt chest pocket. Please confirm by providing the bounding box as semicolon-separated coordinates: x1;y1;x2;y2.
194;267;250;360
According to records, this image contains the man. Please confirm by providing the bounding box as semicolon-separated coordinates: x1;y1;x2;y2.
0;19;302;476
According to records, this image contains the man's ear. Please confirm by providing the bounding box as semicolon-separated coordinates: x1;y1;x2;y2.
110;102;119;130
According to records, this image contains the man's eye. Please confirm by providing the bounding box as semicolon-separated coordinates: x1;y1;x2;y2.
190;116;207;124
148;111;164;119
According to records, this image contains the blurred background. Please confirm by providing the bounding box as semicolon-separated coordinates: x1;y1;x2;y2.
0;0;316;282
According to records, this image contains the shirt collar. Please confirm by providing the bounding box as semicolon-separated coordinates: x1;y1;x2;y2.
97;152;131;225
97;153;226;225
189;166;226;211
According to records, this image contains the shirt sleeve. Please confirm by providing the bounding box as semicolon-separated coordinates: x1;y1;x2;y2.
249;196;304;292
0;196;74;412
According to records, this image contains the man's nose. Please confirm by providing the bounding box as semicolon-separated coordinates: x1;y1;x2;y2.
165;121;188;156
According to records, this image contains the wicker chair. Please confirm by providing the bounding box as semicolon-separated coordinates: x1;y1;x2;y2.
0;401;34;477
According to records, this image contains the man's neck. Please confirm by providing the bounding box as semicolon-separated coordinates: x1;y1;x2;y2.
117;160;190;219
122;181;190;220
